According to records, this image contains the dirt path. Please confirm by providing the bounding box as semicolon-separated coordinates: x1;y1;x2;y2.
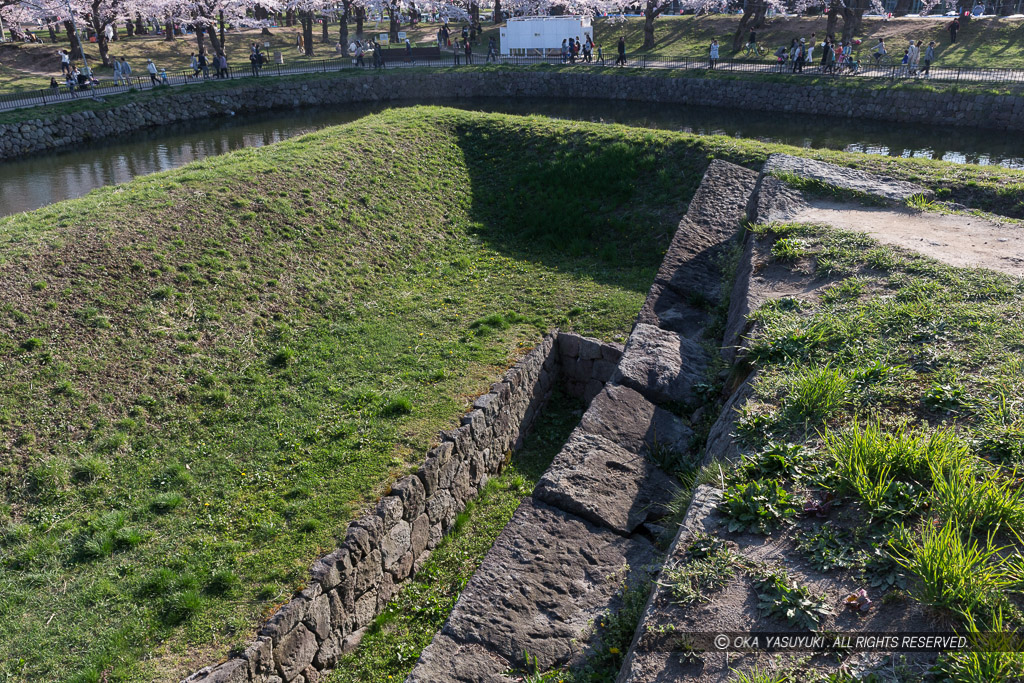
791;201;1024;278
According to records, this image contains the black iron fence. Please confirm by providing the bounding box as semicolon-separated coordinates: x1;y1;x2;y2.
0;53;648;113
648;55;1024;85
4;48;1023;114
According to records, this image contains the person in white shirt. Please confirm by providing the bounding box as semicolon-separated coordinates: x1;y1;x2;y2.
146;58;158;85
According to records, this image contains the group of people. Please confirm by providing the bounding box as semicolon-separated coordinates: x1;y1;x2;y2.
873;37;939;76
190;51;230;79
346;39;388;68
560;34;597;64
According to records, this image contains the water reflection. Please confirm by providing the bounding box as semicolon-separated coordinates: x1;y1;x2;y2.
1;97;1022;217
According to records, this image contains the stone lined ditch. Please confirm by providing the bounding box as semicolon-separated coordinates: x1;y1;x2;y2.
185;153;1020;683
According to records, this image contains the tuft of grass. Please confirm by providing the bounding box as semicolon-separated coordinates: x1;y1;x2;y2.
782;365;850;424
892;521;1019;625
661;536;735;605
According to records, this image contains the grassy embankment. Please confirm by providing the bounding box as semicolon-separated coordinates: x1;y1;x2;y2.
701;217;1024;679
3;106;1024;682
0;106;709;682
0;14;1022;94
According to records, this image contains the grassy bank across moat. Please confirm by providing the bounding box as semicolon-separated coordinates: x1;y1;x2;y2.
1;106;1024;682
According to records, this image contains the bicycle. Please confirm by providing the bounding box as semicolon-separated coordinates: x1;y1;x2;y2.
871;52;896;69
743;41;769;59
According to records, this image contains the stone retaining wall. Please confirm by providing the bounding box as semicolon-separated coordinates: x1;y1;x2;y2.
183;330;620;683
2;71;1022;161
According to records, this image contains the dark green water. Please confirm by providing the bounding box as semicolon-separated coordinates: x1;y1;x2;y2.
2;97;1022;217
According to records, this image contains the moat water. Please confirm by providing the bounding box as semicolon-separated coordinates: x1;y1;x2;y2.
2;97;1022;217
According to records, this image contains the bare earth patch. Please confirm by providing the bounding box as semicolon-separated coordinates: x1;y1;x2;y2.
791;201;1024;278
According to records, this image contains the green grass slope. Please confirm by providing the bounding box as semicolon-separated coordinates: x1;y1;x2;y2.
3;105;1024;682
0;106;711;682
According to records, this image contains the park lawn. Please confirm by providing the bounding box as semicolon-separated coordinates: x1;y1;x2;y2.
3;14;1024;95
0;106;704;682
591;14;1024;68
0;21;502;95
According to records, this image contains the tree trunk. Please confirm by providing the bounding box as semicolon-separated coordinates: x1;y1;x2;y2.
302;12;314;56
643;0;659;50
322;14;329;43
135;15;143;35
206;24;223;55
389;3;399;43
494;0;503;23
90;5;112;66
356;6;364;37
892;0;913;16
49;22;58;43
826;0;841;35
255;6;272;35
339;0;350;53
126;19;134;37
999;0;1015;15
470;1;479;24
732;4;754;51
219;10;225;46
64;21;84;60
196;26;205;54
165;18;175;41
752;1;768;28
286;9;295;27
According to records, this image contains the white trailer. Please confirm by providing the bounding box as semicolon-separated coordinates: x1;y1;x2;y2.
499;16;593;57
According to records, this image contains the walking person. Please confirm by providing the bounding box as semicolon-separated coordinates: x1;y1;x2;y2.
464;38;472;64
709;39;719;69
948;17;959;44
59;49;70;76
119;57;132;85
561;38;568;63
909;40;921;76
452;38;460;65
146;58;159;86
355;41;364;67
616;36;626;66
249;49;260;76
597;43;604;65
791;40;802;73
113;56;122;85
190;52;200;77
923;40;935;77
199;51;209;78
486;36;497;62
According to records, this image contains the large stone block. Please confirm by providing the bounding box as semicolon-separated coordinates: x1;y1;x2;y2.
579;383;693;457
534;432;679;535
762;153;932;203
274;624;317;682
437;498;656;671
391;475;425;521
408;634;510;683
615;323;708;405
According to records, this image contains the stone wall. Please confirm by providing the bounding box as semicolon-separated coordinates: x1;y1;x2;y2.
3;70;1022;161
556;332;623;404
182;330;620;683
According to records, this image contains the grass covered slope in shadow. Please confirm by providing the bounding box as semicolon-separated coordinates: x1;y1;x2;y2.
0;106;708;682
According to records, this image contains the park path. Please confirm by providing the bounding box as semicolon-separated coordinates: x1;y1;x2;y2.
2;52;1021;114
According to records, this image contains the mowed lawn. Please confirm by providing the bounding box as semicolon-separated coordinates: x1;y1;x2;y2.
0;107;708;682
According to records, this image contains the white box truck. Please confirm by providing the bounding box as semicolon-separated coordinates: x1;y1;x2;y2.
499;16;593;57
